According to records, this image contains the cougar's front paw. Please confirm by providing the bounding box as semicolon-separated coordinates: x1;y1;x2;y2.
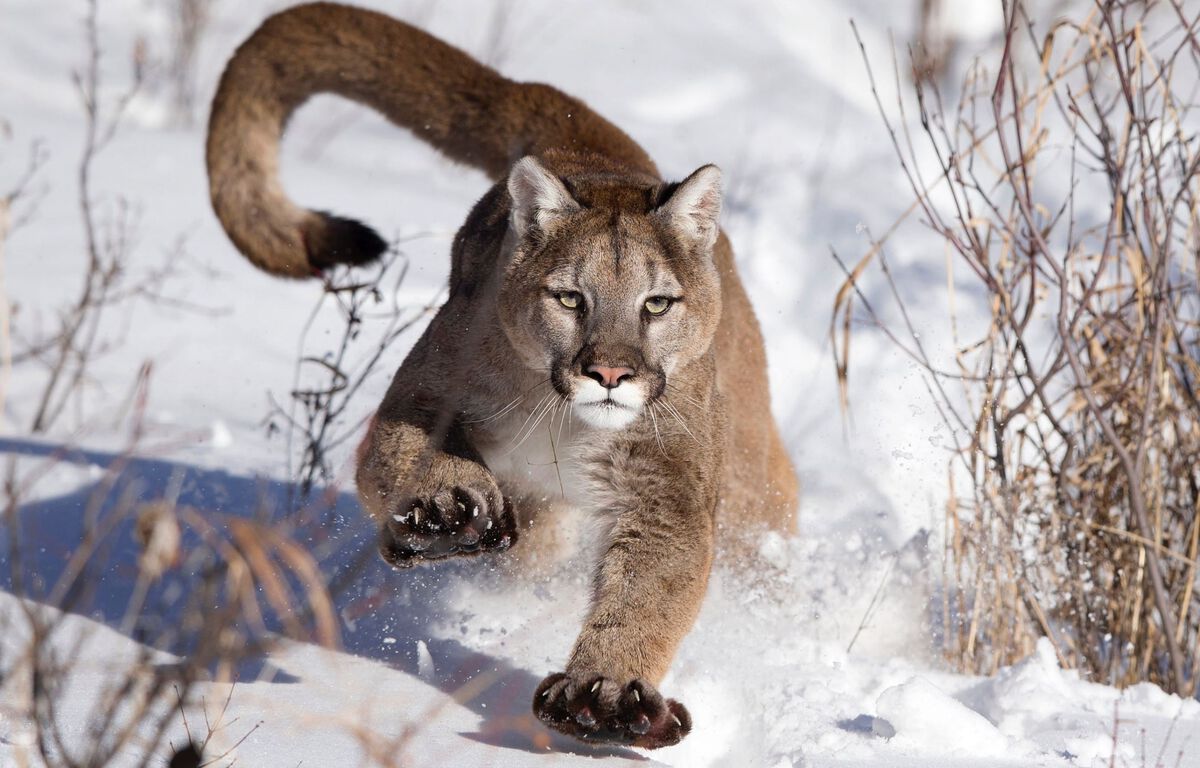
533;672;691;749
379;483;517;568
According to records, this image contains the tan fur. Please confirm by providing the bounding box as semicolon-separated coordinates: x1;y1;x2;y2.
207;2;797;749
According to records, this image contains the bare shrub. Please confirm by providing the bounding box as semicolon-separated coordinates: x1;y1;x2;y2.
15;0;171;434
912;0;956;83
14;0;204;435
165;0;217;127
0;132;48;424
835;0;1200;693
1;371;337;766
266;241;439;503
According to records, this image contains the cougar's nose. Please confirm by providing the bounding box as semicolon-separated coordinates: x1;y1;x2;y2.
585;365;635;389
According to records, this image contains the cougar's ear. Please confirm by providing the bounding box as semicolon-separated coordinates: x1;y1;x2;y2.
655;164;723;251
507;156;579;239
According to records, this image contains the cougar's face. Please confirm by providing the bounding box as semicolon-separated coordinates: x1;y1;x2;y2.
499;159;723;430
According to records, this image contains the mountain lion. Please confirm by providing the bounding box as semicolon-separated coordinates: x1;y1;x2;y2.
207;2;798;749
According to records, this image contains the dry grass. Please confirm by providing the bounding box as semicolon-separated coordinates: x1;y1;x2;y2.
835;0;1200;694
1;372;339;766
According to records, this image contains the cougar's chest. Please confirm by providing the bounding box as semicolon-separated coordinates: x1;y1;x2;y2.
475;412;591;506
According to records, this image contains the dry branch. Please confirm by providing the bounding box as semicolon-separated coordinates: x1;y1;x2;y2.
836;0;1200;694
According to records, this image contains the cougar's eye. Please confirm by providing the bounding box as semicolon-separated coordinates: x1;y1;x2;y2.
644;296;673;316
556;291;583;310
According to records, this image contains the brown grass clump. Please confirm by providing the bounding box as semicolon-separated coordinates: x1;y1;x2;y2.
2;407;340;766
834;0;1200;694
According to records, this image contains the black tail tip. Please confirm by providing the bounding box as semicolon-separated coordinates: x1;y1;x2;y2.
305;212;388;271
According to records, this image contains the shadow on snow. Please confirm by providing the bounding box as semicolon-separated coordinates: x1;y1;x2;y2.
0;437;641;761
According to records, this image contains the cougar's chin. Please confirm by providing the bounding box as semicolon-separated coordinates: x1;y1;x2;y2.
573;378;644;430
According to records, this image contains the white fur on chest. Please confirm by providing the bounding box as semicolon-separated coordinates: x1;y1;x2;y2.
478;418;591;506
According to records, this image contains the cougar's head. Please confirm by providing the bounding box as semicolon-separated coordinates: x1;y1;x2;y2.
499;157;723;430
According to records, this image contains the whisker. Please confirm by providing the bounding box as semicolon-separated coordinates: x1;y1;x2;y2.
463;394;523;425
548;399;563;445
520;396;558;449
660;397;699;443
648;403;667;456
664;383;704;409
464;377;551;424
507;391;554;448
546;401;568;499
532;396;567;456
507;393;560;454
555;395;571;447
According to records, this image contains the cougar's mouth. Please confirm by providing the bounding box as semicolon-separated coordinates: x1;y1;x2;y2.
573;380;644;430
585;398;631;414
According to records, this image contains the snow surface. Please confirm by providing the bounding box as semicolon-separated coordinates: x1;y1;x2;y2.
2;0;1198;766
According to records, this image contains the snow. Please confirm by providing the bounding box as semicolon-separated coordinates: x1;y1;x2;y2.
2;0;1198;766
876;676;1016;758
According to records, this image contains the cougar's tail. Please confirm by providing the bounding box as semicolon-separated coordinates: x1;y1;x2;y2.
206;2;657;277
